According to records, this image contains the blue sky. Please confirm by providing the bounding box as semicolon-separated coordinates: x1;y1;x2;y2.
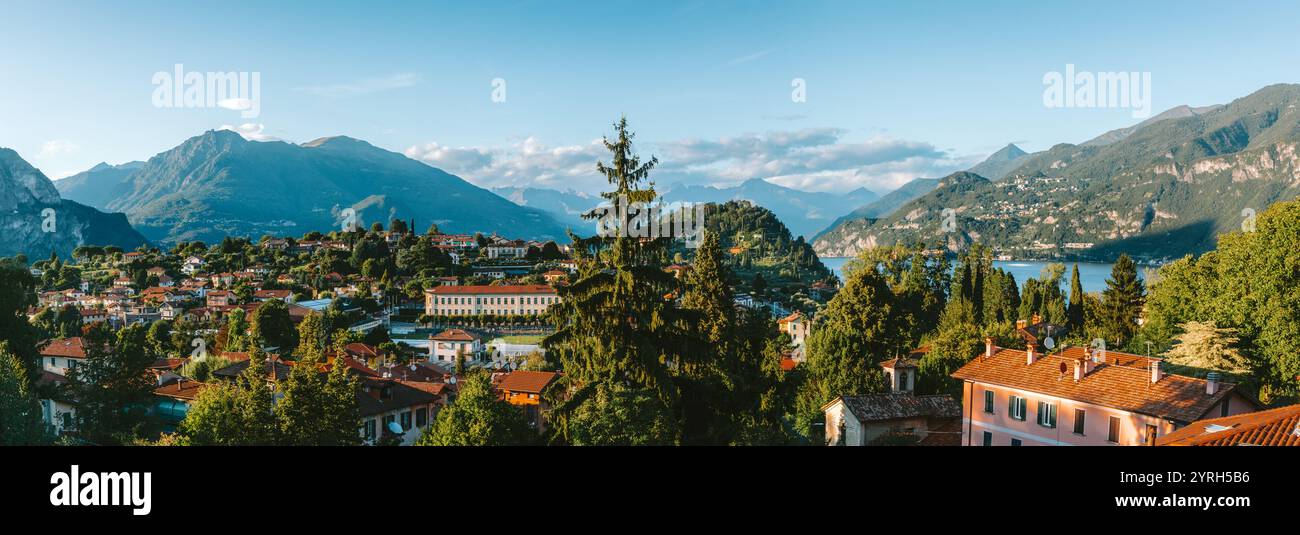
3;0;1299;193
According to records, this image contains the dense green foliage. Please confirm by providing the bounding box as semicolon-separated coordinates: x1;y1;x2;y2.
1138;199;1300;403
416;373;533;446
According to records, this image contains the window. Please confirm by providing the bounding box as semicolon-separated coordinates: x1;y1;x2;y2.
1145;424;1158;446
400;411;412;430
364;420;376;441
415;408;428;427
1107;416;1120;443
1073;409;1086;435
1009;396;1026;421
1036;401;1057;428
983;390;994;413
1010;438;1022;446
981;431;992;446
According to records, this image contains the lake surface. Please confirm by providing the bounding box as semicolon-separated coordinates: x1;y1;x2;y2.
819;257;1144;294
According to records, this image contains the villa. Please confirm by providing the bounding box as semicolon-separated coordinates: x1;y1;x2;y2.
951;339;1260;446
424;284;559;317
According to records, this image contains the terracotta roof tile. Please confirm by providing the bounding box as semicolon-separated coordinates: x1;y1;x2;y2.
952;345;1239;424
496;370;559;394
426;284;556;295
154;379;207;401
431;329;478;342
40;337;87;359
1158;404;1300;446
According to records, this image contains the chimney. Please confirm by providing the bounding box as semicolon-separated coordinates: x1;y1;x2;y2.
1026;345;1037;365
1073;358;1084;382
1015;318;1028;330
1150;360;1163;384
1031;313;1042;325
1206;372;1221;396
984;337;996;359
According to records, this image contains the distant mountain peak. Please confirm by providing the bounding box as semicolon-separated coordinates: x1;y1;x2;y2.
990;143;1027;160
302;135;373;149
966;143;1031;181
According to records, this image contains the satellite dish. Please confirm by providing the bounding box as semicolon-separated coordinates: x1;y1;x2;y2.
387;421;404;434
1043;336;1056;350
1059;362;1067;374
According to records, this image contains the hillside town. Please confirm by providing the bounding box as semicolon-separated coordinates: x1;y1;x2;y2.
12;213;1299;447
3;118;1298;449
12;213;833;445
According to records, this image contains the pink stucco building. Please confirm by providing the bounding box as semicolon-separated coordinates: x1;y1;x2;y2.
951;339;1259;446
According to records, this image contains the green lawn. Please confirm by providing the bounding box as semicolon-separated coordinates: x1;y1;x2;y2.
497;334;545;344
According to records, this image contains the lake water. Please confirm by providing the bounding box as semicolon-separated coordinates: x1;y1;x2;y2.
819;257;1143;294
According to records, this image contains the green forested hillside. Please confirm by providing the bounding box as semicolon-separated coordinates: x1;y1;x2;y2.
813;84;1300;261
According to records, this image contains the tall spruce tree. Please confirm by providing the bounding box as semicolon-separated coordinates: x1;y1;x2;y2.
542;117;698;445
1101;254;1146;349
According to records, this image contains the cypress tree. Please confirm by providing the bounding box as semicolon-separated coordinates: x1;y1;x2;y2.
1068;263;1085;332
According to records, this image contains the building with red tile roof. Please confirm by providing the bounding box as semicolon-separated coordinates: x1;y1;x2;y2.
1157;403;1300;446
424;284;559;317
427;329;483;363
496;370;561;431
951;339;1260;446
40;337;88;376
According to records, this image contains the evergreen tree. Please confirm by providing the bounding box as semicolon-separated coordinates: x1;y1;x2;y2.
796;266;902;440
0;257;41;377
542;117;697;444
1067;263;1085;332
0;342;47;445
1100;254;1145;349
916;300;981;398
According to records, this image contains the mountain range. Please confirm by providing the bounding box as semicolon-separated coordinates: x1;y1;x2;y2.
0;149;148;259
495;178;880;240
56;130;569;245
812;84;1300;260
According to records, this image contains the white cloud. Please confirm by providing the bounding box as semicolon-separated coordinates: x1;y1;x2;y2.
294;73;418;98
404;128;977;194
219;123;279;142
406;137;609;192
38;140;79;159
217;97;254;111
